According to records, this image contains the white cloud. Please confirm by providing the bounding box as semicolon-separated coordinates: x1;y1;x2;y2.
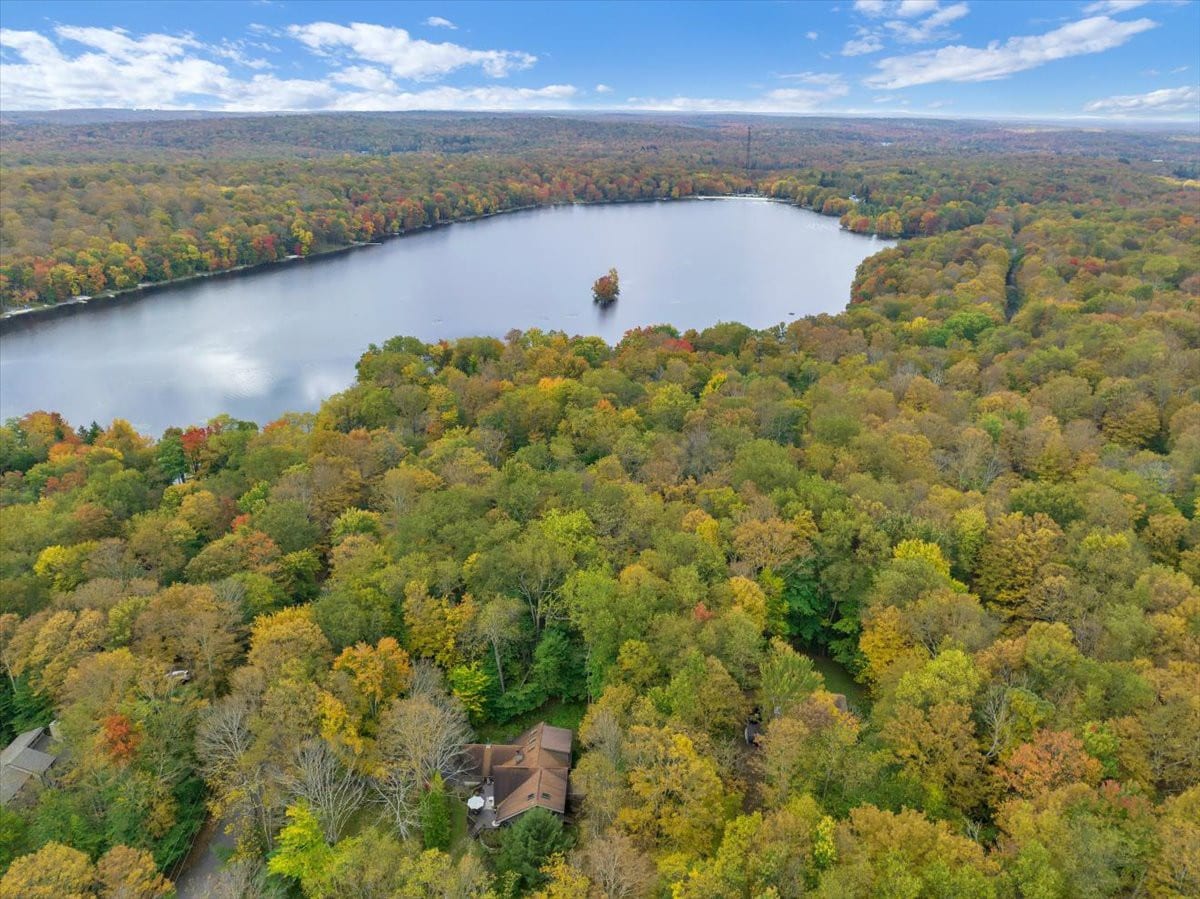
0;27;235;108
626;82;849;114
1083;84;1200;115
806;30;820;39
854;0;956;19
846;2;970;53
424;16;458;29
853;0;888;15
54;24;197;58
328;65;396;91
1082;0;1148;13
212;38;274;70
896;0;941;17
0;24;571;111
885;2;969;42
286;22;536;79
325;84;576;113
842;32;884;55
779;71;846;86
864;15;1157;88
227;76;341;111
209;78;575;113
594;83;612;93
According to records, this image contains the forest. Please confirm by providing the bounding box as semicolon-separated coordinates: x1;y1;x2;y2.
1;113;1196;308
0;112;1198;897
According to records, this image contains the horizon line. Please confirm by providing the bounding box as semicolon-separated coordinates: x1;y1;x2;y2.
3;107;1198;130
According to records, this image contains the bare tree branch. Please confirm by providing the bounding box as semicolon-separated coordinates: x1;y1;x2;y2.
277;739;365;843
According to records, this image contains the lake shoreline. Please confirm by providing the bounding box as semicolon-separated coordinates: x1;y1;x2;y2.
1;198;891;433
0;194;815;335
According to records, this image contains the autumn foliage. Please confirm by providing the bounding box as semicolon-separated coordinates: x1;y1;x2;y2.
100;713;141;763
1;113;1198;897
1000;729;1104;798
591;267;620;305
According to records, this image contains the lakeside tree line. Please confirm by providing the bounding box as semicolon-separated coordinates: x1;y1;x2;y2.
2;114;1194;307
0;114;1198;896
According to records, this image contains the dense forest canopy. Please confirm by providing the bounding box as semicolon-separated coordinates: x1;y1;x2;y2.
2;113;1197;307
0;112;1198;897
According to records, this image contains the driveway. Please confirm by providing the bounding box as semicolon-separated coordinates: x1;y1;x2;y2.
172;815;236;898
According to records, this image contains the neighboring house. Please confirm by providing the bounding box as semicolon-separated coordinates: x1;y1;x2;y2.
744;719;763;747
1;726;57;805
745;693;851;747
462;722;573;830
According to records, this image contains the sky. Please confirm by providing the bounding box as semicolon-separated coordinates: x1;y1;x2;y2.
0;0;1198;123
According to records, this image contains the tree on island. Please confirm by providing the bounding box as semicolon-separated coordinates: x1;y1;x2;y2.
592;267;620;305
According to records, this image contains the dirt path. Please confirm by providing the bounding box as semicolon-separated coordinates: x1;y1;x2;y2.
172;816;236;898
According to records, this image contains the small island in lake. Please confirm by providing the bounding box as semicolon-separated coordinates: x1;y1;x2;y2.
592;266;620;305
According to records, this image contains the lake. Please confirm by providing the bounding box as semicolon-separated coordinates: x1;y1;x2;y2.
0;198;892;435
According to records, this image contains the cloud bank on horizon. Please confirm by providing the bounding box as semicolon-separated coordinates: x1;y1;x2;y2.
0;0;1196;122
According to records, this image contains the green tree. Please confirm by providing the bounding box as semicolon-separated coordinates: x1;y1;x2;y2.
267;803;335;897
758;637;823;718
815;805;997;897
975;512;1063;621
447;662;492;722
154;432;187;484
420;773;452;851
619;726;739;859
497;808;572;894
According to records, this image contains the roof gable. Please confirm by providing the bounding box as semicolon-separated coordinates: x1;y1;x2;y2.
462;721;573;824
7;748;55;775
0;728;44;767
493;767;569;824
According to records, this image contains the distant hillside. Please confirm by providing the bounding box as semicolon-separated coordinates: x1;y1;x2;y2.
3;111;1197;167
0;108;257;126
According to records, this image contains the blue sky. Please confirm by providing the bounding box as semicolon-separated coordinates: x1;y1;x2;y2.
1;0;1197;121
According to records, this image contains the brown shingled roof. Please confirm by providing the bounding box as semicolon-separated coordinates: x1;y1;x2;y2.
494;766;569;824
462;721;573;824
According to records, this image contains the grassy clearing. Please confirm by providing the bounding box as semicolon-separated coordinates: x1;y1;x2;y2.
808;654;870;711
448;798;470;856
474;699;588;745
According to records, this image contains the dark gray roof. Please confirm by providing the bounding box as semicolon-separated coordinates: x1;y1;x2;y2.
1;727;57;805
0;727;43;767
6;747;55;775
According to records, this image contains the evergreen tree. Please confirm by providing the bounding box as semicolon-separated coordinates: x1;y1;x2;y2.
496;808;571;893
420;773;451;851
155;431;188;483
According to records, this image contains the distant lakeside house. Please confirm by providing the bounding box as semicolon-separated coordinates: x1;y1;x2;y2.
1;725;58;806
460;722;573;832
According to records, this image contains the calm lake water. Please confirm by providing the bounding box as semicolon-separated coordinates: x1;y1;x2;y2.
0;198;892;434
